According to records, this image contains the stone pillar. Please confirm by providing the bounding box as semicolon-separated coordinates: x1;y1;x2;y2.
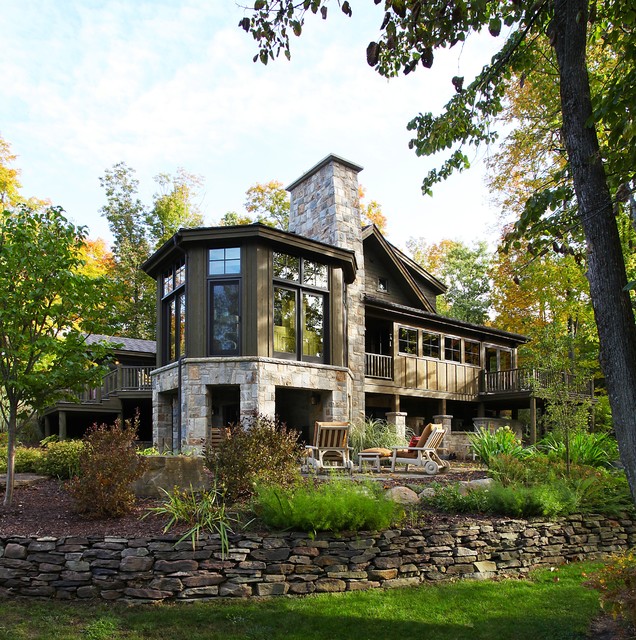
180;363;210;452
385;411;407;440
433;414;452;452
58;411;67;441
44;415;51;438
153;391;175;453
288;154;366;424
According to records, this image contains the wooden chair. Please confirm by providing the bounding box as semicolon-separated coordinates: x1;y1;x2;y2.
390;424;450;474
304;421;354;474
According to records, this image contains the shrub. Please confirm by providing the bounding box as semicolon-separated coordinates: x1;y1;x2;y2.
253;477;404;534
14;446;43;473
67;418;147;518
349;418;407;458
585;551;636;627
539;431;619;468
144;484;235;555
36;440;85;479
423;483;491;514
205;415;302;502
469;426;531;466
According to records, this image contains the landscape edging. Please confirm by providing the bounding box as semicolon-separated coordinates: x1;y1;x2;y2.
0;513;633;601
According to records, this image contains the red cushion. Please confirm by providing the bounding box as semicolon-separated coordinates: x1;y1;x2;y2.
408;435;420;447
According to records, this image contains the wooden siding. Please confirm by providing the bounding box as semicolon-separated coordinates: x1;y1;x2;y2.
364;250;419;308
390;355;480;400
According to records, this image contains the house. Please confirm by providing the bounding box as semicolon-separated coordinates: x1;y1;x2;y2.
139;154;565;453
41;335;155;443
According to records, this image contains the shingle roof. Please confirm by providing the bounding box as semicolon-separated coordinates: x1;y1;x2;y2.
84;334;157;354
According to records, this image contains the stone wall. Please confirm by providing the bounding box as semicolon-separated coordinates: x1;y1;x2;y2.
1;514;633;601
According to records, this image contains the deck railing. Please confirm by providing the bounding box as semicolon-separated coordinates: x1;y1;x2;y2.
74;365;153;404
480;368;593;397
365;353;393;379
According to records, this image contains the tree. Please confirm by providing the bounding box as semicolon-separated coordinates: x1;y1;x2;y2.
359;185;387;233
407;238;492;324
0;136;22;208
242;2;636;501
149;168;205;248
0;205;111;507
99;163;155;340
245;180;290;230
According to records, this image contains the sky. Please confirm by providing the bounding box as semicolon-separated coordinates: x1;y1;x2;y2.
1;1;508;253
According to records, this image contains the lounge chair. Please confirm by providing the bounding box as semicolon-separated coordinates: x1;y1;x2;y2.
304;421;354;474
390;424;450;474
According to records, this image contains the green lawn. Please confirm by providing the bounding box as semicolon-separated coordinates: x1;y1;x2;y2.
0;563;603;640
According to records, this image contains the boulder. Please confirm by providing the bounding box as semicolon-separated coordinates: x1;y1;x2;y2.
385;486;419;505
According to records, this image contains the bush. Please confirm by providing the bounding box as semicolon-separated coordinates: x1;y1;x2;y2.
349;418;407;458
253;477;404;534
585;551;636;627
205;415;302;502
14;446;43;473
67;418;147;518
144;484;235;555
469;426;531;466
539;431;619;468
36;440;85;479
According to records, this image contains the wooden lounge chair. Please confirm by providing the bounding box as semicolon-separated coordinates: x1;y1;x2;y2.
304;421;354;474
390;424;450;474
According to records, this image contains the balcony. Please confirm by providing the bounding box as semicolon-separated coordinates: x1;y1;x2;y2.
365;353;393;380
76;365;153;404
480;368;594;398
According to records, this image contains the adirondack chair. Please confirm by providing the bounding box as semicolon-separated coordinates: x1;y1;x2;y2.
390;424;450;474
304;421;354;474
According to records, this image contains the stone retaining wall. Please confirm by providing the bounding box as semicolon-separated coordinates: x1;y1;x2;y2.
1;514;633;601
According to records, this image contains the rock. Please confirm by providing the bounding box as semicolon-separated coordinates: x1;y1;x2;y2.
418;487;436;499
385;486;419;505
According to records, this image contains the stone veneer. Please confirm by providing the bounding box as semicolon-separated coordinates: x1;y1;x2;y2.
153;358;354;451
288;155;366;423
1;514;633;601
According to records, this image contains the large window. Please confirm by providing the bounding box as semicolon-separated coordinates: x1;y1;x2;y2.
208;248;241;356
398;327;418;355
486;346;513;371
162;262;186;363
210;281;240;355
444;337;461;362
273;253;327;362
422;331;440;358
464;340;481;366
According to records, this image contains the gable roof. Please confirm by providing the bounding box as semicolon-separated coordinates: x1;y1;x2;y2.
84;334;157;355
361;225;445;314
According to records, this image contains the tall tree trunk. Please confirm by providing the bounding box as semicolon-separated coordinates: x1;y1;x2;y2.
3;405;18;507
553;0;636;496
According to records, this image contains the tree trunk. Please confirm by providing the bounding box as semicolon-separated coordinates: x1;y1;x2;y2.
2;405;18;508
553;0;636;496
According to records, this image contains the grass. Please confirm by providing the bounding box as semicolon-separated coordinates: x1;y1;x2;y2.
0;562;603;640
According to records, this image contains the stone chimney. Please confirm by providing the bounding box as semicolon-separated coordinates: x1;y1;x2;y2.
287;154;365;422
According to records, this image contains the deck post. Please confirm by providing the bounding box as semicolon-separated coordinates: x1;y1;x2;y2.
59;411;67;441
44;415;51;438
529;397;537;445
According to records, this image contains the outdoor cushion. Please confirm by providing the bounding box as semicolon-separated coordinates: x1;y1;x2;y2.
360;447;392;457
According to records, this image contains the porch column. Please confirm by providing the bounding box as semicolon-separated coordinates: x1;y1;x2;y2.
44;415;51;438
529;397;537;445
438;399;447;415
391;394;401;413
58;411;67;441
477;402;485;418
433;414;453;452
385;411;407;440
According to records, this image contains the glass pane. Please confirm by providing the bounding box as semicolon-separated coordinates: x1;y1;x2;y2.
486;347;498;372
398;327;417;355
465;340;480;366
209;248;241;276
211;282;240;354
274;287;296;354
168;298;176;361
273;253;300;282
175;263;186;288
422;332;440;358
178;292;186;357
303;260;328;289
444;337;461;362
303;293;324;358
500;349;512;370
163;272;173;296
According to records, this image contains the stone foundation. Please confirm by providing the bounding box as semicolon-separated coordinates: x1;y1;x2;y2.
1;514;633;601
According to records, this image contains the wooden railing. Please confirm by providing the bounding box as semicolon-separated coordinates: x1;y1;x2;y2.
365;353;393;379
480;368;593;397
75;365;153;404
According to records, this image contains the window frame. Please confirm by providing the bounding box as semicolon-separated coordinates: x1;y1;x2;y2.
421;331;441;359
272;252;329;363
464;339;481;367
208;279;241;357
397;326;419;356
162;261;186;364
444;336;462;363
